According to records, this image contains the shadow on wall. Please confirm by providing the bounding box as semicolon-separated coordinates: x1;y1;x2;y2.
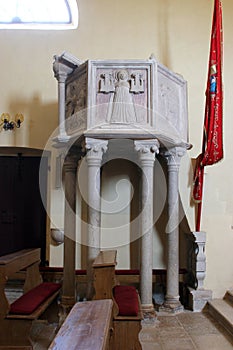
8;93;58;148
153;153;193;271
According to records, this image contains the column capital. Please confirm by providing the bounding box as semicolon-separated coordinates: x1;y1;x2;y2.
161;146;186;169
84;138;108;165
134;139;159;165
134;139;160;154
53;54;76;83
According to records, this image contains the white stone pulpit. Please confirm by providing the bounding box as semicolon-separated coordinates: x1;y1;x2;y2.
53;53;191;315
53;53;189;149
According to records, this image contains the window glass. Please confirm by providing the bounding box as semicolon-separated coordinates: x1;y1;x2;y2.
0;0;78;30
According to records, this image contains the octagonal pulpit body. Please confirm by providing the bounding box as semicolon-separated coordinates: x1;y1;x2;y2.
54;54;189;147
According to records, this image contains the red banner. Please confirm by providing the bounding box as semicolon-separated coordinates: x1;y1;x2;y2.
193;0;223;211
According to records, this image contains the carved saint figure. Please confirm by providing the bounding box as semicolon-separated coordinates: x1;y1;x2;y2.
110;70;136;123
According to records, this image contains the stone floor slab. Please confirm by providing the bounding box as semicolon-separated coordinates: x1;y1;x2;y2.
191;334;233;350
161;338;197;350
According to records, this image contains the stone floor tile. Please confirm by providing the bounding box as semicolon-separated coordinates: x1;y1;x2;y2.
142;318;160;327
141;343;163;350
182;322;222;336
191;334;233;350
177;311;208;325
180;315;226;336
161;338;197;350
157;315;181;327
159;326;188;339
139;330;160;343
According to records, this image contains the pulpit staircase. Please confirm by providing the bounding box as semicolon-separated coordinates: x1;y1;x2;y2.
207;290;233;336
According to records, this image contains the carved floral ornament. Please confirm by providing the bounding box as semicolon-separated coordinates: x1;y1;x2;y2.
134;141;159;154
84;138;108;159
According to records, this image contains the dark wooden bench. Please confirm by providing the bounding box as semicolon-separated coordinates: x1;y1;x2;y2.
92;250;142;350
49;299;113;350
0;249;61;349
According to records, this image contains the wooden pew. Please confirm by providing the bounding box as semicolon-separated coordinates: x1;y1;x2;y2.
92;250;118;301
92;250;143;350
0;249;61;349
49;299;113;350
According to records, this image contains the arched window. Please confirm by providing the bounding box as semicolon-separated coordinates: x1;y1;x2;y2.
0;0;78;30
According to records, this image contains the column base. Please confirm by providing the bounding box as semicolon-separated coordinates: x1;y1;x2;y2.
141;303;157;319
159;299;184;314
188;287;212;312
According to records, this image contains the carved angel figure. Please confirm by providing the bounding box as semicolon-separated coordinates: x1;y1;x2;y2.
110;70;136;123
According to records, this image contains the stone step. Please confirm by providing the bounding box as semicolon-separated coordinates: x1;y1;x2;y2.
208;299;233;336
224;290;233;306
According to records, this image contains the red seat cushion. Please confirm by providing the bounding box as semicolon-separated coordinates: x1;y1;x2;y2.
115;269;139;275
113;285;139;316
9;282;61;315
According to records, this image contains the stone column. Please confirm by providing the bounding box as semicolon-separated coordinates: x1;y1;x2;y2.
53;55;76;142
59;148;81;323
85;138;108;299
162;147;186;312
134;139;159;315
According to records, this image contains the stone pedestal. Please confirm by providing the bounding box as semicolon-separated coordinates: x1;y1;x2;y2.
186;231;212;311
188;288;212;312
192;231;207;289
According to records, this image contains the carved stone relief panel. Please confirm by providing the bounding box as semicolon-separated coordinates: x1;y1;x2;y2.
59;56;188;144
65;66;87;134
95;67;149;126
156;64;188;143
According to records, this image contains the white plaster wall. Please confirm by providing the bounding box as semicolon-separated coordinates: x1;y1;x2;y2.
0;0;232;297
101;171;131;269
